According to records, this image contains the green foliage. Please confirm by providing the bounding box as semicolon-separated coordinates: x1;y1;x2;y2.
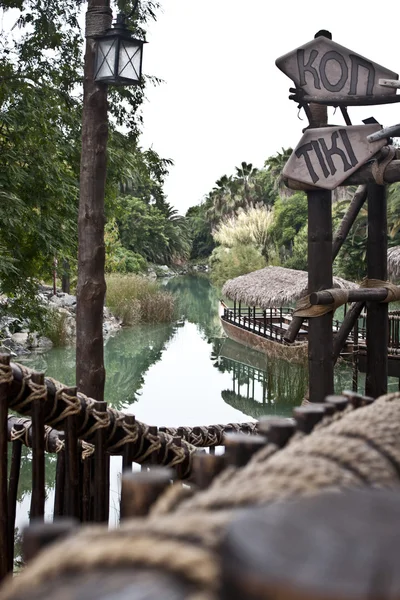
269;193;308;260
118;196;190;264
209;244;266;287
0;0;174;321
40;307;70;346
105;219;147;274
186;204;215;259
285;225;308;271
332;200;367;282
106;274;175;325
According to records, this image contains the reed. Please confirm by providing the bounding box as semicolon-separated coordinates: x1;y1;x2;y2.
106;275;175;325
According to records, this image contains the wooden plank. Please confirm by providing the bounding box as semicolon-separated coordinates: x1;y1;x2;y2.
276;36;399;105
283;125;386;189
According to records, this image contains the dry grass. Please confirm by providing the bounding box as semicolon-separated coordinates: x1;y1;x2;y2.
213;206;274;251
106;274;175;325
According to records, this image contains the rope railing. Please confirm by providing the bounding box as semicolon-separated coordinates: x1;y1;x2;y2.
3;392;400;600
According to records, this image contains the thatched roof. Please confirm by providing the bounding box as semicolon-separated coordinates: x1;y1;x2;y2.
222;266;357;308
388;246;400;280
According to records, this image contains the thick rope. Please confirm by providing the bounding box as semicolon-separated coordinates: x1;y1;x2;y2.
0;362;13;386
6;364;262;477
294;278;400;318
159;422;258;448
371;145;396;185
293;289;349;318
5;395;400;600
85;5;112;38
361;278;400;302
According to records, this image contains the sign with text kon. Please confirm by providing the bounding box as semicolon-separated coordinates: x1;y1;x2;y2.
276;38;399;105
283;124;386;190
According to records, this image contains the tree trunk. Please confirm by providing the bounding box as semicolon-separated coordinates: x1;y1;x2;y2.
76;0;112;401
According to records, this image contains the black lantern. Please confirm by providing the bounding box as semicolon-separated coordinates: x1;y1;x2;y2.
94;14;145;86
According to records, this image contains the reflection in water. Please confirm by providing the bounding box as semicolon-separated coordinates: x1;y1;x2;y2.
14;275;377;535
217;350;307;419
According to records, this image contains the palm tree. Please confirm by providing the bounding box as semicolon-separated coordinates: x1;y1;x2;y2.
264;148;293;198
234;162;259;207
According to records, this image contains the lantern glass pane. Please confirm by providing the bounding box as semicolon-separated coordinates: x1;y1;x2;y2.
96;38;117;79
118;40;141;82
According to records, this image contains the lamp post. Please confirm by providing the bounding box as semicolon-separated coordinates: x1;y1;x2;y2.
76;1;144;401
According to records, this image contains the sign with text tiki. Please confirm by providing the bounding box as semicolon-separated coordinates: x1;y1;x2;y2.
276;38;399;105
283;124;386;189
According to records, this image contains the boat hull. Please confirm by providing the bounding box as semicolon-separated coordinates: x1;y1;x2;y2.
220;318;307;363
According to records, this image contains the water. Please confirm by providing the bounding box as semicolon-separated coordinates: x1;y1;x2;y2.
13;275;399;532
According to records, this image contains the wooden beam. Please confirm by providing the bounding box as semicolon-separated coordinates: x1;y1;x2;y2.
366;184;388;397
310;288;389;305
308;189;334;402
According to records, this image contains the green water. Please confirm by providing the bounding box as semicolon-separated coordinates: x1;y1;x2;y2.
13;275;399;530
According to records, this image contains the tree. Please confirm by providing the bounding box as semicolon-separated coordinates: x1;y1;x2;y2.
264;148;293;198
269;192;308;262
186;204;215;260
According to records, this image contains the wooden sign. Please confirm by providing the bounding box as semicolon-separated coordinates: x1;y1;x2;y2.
276;38;399;105
283;124;386;189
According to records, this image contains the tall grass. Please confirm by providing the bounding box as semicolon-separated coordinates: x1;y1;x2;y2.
41;307;70;346
106;274;175;325
213;206;274;253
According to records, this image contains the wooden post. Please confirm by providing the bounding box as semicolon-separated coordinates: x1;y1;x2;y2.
93;400;109;523
257;417;296;448
81;454;92;522
293;405;327;434
366;183;388;397
30;372;46;521
53;449;66;518
332;302;365;362
224;433;266;467
308;188;334;402
122;414;136;472
192;451;226;489
76;0;112;401
23;519;77;564
64;387;80;519
8;424;24;572
120;468;173;519
0;354;10;581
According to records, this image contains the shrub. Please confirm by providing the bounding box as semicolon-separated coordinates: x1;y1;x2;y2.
210;244;266;287
40;307;70;346
213;206;274;256
106;274;175;325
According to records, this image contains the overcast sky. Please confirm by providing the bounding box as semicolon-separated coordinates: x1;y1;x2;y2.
139;0;400;214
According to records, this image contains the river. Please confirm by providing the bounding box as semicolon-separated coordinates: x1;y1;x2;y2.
13;275;398;535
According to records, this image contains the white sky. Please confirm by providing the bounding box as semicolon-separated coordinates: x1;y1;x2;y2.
139;0;400;214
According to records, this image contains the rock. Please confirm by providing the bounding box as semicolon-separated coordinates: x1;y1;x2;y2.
1;338;30;355
0;345;17;357
11;332;29;346
146;268;157;281
37;336;53;350
50;293;77;308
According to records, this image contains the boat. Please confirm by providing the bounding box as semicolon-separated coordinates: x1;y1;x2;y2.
220;266;357;363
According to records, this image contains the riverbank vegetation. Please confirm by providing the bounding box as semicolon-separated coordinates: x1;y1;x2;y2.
106;275;175;326
186;155;400;286
4;1;400;333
